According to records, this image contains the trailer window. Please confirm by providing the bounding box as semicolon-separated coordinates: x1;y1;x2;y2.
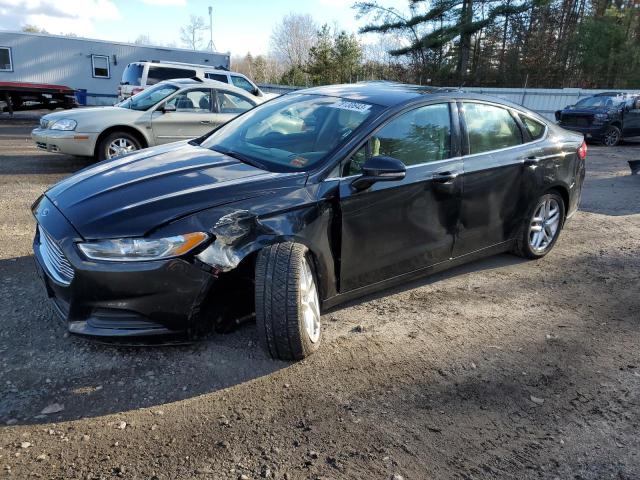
92;55;110;78
0;47;12;72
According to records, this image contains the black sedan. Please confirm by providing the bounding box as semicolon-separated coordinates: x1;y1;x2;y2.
32;83;586;360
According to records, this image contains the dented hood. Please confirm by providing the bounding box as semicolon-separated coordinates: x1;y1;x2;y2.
46;141;304;239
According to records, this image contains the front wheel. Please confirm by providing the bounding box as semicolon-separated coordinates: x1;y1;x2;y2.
602;125;621;147
513;193;565;259
255;243;321;360
97;131;141;161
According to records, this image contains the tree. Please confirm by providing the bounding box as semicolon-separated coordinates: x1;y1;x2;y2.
22;25;48;34
134;35;152;45
306;25;336;85
270;13;318;70
180;15;208;50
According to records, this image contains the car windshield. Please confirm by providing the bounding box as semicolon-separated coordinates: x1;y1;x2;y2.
116;83;179;111
575;95;626;108
201;94;381;172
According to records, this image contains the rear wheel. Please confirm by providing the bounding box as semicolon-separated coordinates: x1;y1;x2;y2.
97;131;142;161
513;193;565;259
602;125;621;147
255;242;321;360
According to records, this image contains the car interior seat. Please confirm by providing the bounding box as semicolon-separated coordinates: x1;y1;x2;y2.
176;96;194;110
198;95;210;111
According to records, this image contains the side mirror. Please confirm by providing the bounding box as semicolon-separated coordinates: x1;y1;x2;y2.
253;87;261;97
161;103;176;113
351;156;406;191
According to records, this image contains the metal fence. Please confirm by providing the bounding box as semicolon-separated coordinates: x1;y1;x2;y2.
258;84;640;120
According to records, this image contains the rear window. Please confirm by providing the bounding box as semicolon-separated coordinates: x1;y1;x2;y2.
520;114;546;140
205;73;228;83
121;63;144;86
147;66;197;85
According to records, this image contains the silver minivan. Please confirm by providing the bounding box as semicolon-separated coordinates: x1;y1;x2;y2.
118;61;274;101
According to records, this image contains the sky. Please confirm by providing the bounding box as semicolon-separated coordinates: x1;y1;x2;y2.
0;0;397;56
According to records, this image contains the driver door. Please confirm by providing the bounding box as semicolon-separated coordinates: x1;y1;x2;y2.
338;103;463;293
623;97;640;137
151;88;218;144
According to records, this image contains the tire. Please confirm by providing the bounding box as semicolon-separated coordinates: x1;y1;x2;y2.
602;125;621;147
512;192;565;259
255;242;321;360
97;131;142;161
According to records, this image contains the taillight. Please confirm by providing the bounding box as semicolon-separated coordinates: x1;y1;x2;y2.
578;140;587;160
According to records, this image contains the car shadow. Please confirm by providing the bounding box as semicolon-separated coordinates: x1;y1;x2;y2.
0;255;289;426
326;252;528;313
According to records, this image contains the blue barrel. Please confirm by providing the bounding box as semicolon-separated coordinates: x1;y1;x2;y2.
75;89;87;106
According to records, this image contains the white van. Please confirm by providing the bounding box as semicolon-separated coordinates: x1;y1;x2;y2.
118;60;275;101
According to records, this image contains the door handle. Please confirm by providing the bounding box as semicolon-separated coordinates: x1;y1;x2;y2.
432;171;460;183
523;156;540;167
200;120;212;125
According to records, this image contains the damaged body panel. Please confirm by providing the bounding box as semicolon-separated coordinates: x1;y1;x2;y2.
32;83;585;342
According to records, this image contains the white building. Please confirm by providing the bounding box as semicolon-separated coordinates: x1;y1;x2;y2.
0;30;230;105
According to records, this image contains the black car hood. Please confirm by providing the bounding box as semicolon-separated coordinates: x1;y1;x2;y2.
46;142;305;239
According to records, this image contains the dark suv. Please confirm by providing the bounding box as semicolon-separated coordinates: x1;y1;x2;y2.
555;92;640;146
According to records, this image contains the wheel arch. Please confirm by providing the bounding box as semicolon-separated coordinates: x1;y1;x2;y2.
545;185;570;223
94;125;149;157
609;120;622;129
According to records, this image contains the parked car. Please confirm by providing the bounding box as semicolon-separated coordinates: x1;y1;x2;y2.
118;60;276;102
32;78;261;160
32;82;586;360
555;92;640;146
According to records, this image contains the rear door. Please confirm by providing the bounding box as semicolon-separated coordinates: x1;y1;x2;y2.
453;101;533;257
338;102;463;292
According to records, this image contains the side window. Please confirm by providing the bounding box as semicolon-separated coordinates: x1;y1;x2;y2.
346;103;452;176
205;73;229;83
215;91;255;114
230;75;256;94
92;55;110;79
463;103;522;154
0;47;13;72
519;114;545;140
147;66;196;85
165;88;212;112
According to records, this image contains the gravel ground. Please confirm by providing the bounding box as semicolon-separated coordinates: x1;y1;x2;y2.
0;111;639;480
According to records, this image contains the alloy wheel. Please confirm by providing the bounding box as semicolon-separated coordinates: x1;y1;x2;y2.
107;138;137;159
529;198;561;253
604;128;620;147
300;257;320;343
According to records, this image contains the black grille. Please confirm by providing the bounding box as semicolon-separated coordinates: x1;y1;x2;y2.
38;226;74;285
561;115;592;127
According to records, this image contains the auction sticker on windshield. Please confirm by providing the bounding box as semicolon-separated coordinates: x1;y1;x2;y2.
329;101;372;113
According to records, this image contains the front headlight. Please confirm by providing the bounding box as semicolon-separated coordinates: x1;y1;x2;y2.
77;232;209;262
594;113;609;122
50;119;77;131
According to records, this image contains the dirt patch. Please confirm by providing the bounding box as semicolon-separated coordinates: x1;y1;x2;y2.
1;119;639;479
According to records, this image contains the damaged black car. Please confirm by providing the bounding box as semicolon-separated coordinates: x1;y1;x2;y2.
555;92;640;146
32;83;586;360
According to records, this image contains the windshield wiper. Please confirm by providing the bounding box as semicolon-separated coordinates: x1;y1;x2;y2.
211;147;267;170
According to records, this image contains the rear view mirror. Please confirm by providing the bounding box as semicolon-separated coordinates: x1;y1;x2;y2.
351;156;406;191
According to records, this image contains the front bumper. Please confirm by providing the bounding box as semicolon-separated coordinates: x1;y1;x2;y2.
32;196;214;338
31;128;98;157
557;123;608;140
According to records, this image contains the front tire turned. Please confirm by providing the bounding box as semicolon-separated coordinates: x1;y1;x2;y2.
255;242;321;360
513;192;565;259
97;131;142;161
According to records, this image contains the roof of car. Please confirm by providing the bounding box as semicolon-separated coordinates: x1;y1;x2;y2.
298;82;462;107
297;82;545;117
165;77;255;99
